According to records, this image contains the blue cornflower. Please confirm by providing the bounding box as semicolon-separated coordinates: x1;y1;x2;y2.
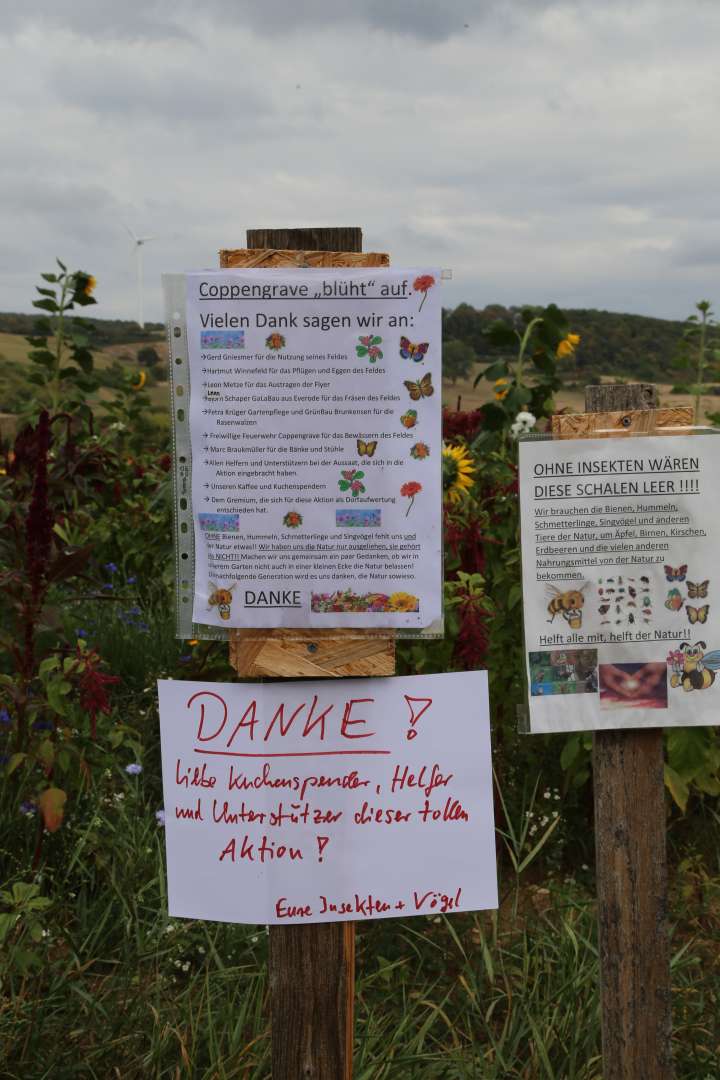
102;583;114;591
139;623;150;633
0;708;11;725
178;655;192;664
127;576;137;585
105;562;118;573
129;606;141;616
32;719;54;732
20;801;37;816
75;629;88;639
156;809;166;826
125;763;143;776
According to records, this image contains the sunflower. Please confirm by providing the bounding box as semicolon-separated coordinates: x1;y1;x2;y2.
131;370;147;390
556;332;580;359
493;377;510;400
442;443;475;503
388;591;419;612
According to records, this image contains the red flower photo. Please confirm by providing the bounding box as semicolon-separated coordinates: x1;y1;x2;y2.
400;480;422;516
413;274;436;312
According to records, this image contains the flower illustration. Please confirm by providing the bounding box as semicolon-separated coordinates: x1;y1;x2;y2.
556;332;580;359
400;409;418;429
283;511;303;528
442;444;475;504
413;274;436;312
410;442;430;460
388;591;420;612
493;377;510;401
510;411;537;438
266;332;286;350
338;468;366;497
400;480;422;516
356;334;383;363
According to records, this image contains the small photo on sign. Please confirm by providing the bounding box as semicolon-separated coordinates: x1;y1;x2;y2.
528;649;598;697
598;662;668;710
199;513;240;533
200;330;245;349
335;508;382;528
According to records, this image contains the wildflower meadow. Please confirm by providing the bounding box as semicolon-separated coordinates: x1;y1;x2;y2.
1;268;719;1077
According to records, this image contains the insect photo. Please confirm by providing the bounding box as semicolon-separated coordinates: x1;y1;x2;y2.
404;373;434;400
207;582;236;620
357;439;378;458
399;336;429;362
546;583;589;629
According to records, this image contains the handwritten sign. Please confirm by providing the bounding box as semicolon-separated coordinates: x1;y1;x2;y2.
519;432;720;731
157;672;497;924
183;267;442;630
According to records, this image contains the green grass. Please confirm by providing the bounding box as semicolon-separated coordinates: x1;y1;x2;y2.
1;589;720;1078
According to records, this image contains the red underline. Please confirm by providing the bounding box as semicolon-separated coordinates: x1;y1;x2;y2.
194;748;391;758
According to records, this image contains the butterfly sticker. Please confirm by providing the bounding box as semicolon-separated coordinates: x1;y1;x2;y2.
399;336;429;363
404;373;434;401
687;604;709;624
665;589;683;612
357;439;378;458
665;564;688;582
687;580;709;598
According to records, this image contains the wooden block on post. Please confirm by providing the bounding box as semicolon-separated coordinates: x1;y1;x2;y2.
558;381;675;1080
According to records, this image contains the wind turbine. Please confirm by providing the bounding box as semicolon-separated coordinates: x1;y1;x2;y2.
124;225;155;330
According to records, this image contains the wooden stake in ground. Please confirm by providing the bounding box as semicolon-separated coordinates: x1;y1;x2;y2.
222;227;396;1079
555;383;675;1080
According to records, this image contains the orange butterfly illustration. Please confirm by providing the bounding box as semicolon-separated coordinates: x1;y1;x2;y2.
404;373;434;401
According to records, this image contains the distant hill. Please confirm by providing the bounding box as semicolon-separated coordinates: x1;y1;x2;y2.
0;311;164;346
0;303;694;385
442;303;689;383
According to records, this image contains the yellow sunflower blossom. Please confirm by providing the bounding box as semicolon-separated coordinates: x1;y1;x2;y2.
493;377;510;400
388;591;419;612
132;370;147;390
84;275;97;296
442;443;475;504
556;332;580;359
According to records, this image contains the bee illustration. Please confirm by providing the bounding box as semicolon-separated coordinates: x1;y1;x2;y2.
546;583;589;629
669;641;720;692
208;582;236;620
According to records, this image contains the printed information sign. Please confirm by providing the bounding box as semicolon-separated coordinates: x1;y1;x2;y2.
157;672;497;925
183;268;442;629
520;433;720;732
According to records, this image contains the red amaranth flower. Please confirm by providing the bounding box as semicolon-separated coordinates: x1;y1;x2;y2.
454;597;490;669
442;408;483;442
79;651;120;738
25;411;53;606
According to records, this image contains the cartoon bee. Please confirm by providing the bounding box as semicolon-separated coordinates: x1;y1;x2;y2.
669;641;720;692
546;583;589;629
207;582;236;620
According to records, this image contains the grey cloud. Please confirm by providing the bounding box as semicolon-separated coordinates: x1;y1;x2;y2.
3;0;555;43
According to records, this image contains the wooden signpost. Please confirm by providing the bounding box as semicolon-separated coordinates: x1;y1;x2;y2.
221;227;395;1078
553;383;683;1080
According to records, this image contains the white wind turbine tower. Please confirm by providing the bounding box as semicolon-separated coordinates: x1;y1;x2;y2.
124;225;156;330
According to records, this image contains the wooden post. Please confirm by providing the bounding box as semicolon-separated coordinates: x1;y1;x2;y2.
557;383;675;1079
221;228;395;1079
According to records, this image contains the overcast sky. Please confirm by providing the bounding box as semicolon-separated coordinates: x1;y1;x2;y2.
2;0;719;324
